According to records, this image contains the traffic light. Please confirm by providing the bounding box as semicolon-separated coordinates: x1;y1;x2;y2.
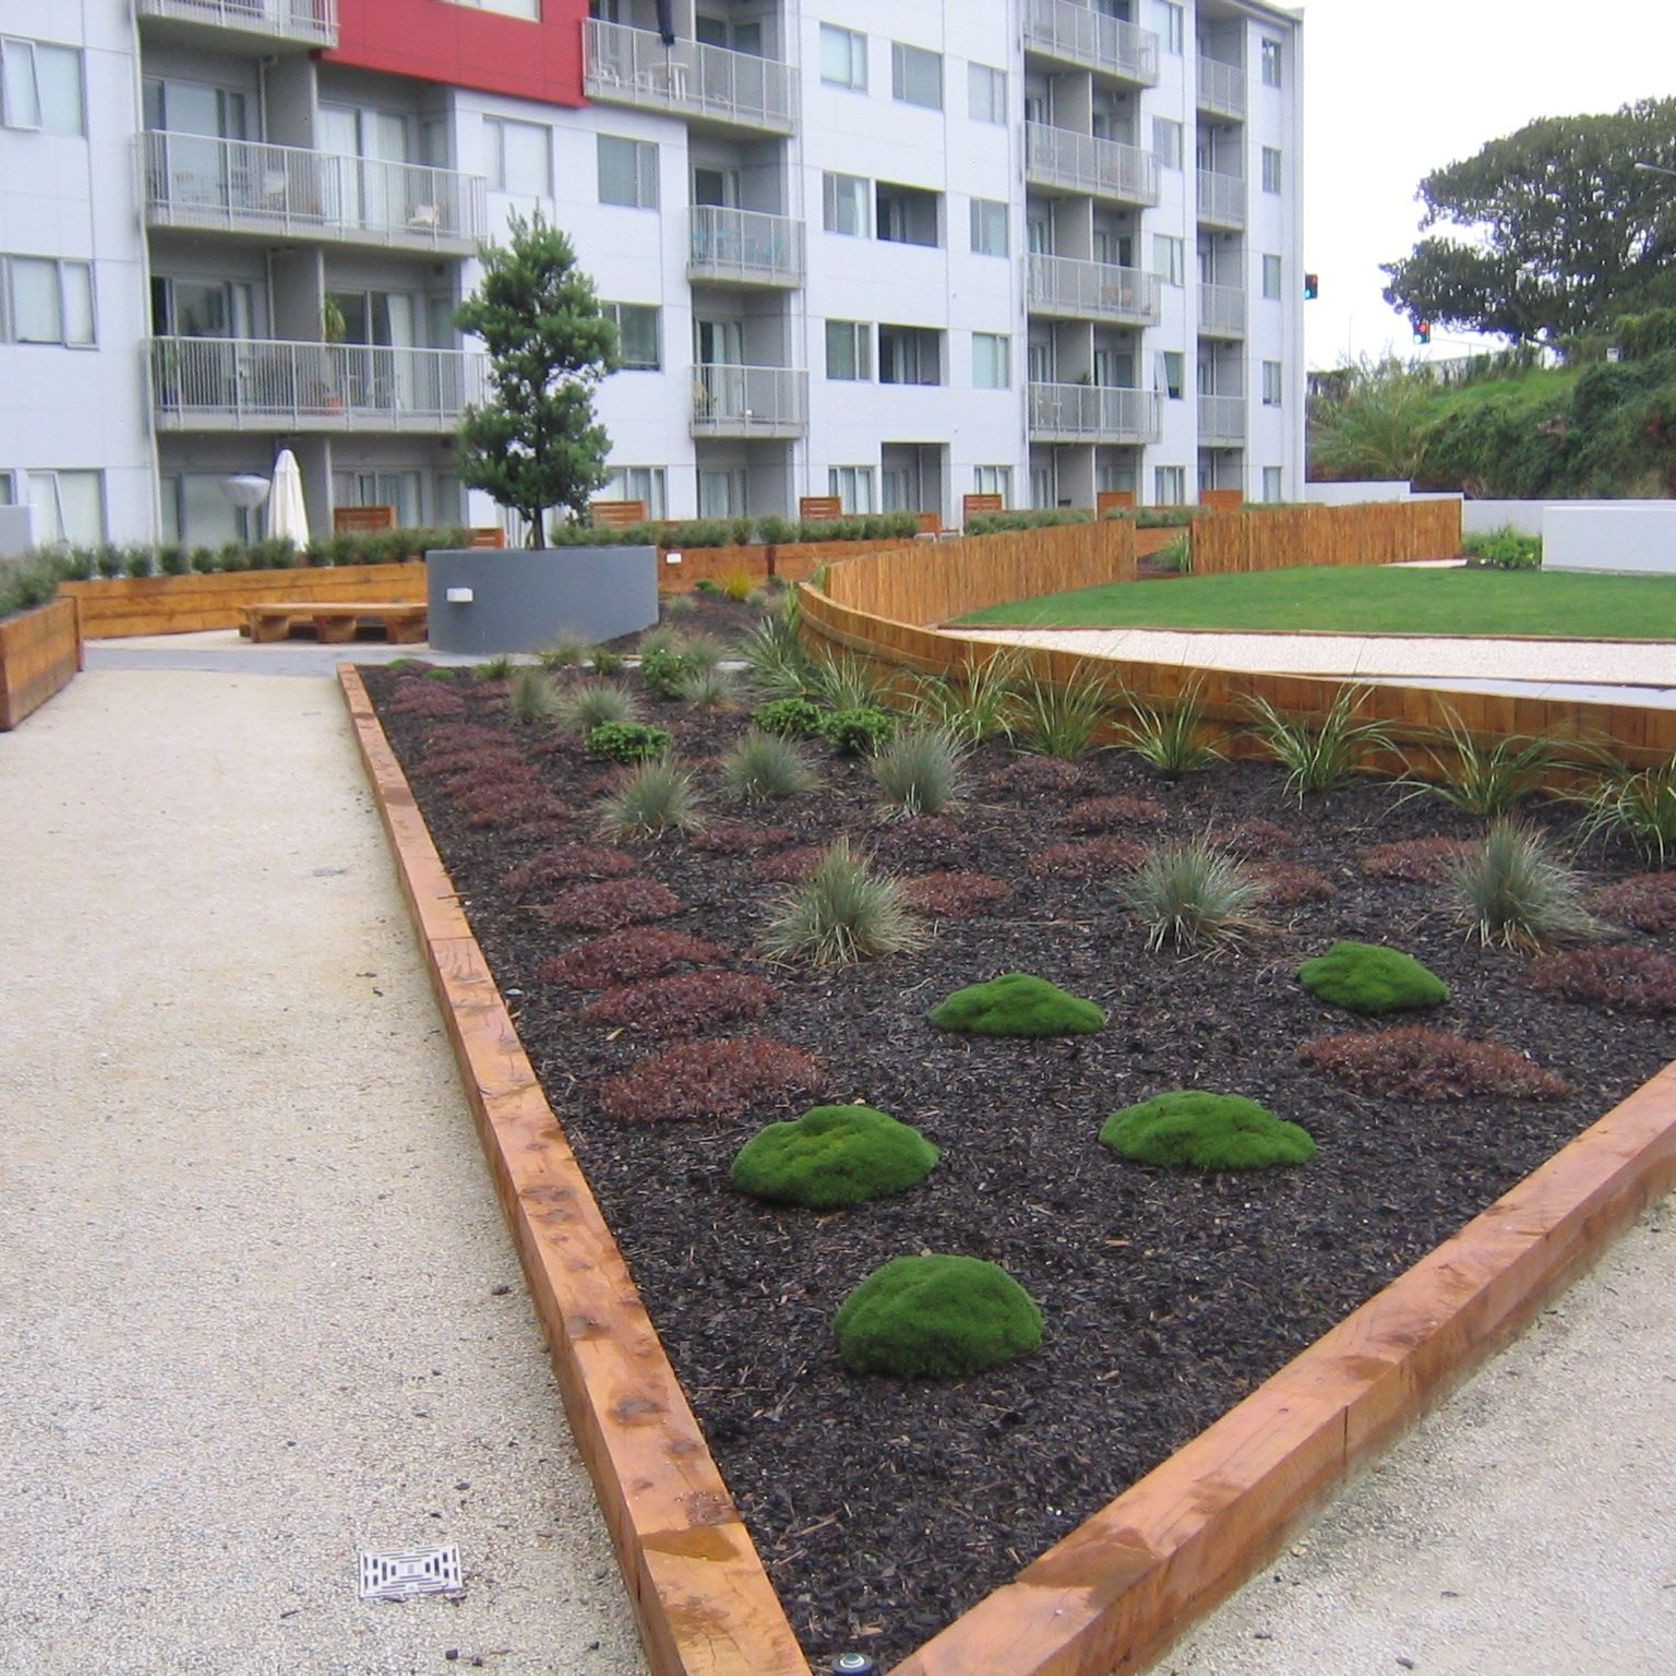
1303;272;1319;300
1414;320;1432;344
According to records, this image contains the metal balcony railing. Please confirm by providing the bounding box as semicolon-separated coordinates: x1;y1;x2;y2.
1198;282;1247;337
583;18;796;135
141;133;486;253
1025;122;1160;208
1197;168;1246;229
1022;0;1159;86
1199;393;1247;444
688;206;805;288
136;0;336;48
1027;382;1163;445
1027;253;1160;327
149;337;486;432
691;364;807;438
1197;55;1246;120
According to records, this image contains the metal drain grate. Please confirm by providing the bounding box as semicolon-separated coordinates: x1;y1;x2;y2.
358;1545;463;1601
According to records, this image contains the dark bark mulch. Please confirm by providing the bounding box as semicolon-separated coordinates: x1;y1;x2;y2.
363;664;1672;1670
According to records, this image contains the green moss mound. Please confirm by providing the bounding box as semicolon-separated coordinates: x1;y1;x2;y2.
1297;940;1449;1015
729;1105;940;1210
1101;1091;1316;1170
834;1255;1044;1379
928;971;1106;1037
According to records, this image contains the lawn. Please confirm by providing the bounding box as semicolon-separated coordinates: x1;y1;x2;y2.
956;564;1676;640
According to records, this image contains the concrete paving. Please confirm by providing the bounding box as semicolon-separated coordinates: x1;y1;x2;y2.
0;669;644;1676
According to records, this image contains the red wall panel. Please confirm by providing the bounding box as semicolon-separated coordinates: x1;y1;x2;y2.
328;0;589;109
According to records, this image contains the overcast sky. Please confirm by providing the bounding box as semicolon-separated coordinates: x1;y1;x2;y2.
1299;0;1676;368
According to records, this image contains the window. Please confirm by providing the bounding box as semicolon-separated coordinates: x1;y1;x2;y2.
1153;117;1182;170
1262;146;1282;193
829;465;877;514
1263;466;1283;503
891;42;942;110
972;332;1011;390
968;63;1006;125
878;325;941;386
1262;253;1283;299
23;469;104;545
601;466;668;521
970;198;1009;257
0;38;84;136
597;134;657;208
820;24;867;90
486;117;550;196
447;0;540;15
1261;37;1282;87
877;182;940;247
1154;0;1184;54
1154;465;1186;506
603;302;661;371
825;319;873;381
1262;360;1283;406
2;256;95;346
822;171;871;237
1158;351;1184;399
698;468;746;518
973;466;1012;502
1153;234;1184;287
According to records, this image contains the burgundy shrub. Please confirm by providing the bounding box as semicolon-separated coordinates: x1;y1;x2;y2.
1027;836;1146;878
385;681;467;719
755;845;830;884
416;745;528;780
987;756;1084;798
546;878;683;933
1063;794;1168;833
1212;818;1302;857
1358;837;1474;881
581;971;780;1037
1251;860;1337;906
1298;1026;1570;1100
1530;946;1676;1015
693;821;795;856
600;1036;824;1123
900;871;1013;919
539;926;730;990
1588;874;1676;935
501;845;638;894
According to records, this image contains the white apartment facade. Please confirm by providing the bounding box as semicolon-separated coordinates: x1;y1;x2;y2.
0;0;1303;548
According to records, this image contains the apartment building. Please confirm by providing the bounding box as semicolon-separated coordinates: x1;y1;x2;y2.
0;0;1302;547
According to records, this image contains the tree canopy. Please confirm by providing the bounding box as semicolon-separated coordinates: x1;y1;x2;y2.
1382;99;1676;345
455;211;618;545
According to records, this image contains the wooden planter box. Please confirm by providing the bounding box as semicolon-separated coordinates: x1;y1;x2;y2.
656;537;918;593
0;596;82;730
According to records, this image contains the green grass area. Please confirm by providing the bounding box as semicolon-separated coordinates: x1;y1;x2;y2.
957;565;1676;641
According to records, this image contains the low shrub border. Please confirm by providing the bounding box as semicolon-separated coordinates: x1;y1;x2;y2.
0;595;82;729
342;660;1676;1676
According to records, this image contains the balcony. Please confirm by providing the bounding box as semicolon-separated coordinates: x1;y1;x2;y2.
1027;382;1162;445
583;19;796;136
1197;56;1246;120
1022;0;1159;86
1027;253;1160;328
136;0;336;51
1197;169;1246;230
691;364;807;439
141;134;486;255
688;206;805;288
149;337;485;432
1198;282;1247;338
1025;122;1160;208
1199;393;1246;445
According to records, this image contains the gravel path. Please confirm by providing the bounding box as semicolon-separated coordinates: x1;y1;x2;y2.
0;670;644;1676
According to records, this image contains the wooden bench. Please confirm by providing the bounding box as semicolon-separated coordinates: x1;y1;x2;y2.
962;492;1005;527
242;601;428;645
589;499;647;528
798;495;844;523
332;505;398;534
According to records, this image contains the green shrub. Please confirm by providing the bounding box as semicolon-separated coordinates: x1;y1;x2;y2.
94;544;124;579
821;705;896;756
538;632;592;671
595;756;703;839
1461;525;1542;569
1448;818;1600;948
760;837;923;965
833;1254;1043;1379
190;546;218;574
640;642;701;698
806;650;886;712
590;645;626;676
753;696;826;738
717;569;758;602
1101;1091;1316;1171
674;666;737;708
662;593;698;620
123;545;154;579
1124;837;1267;952
1246;685;1393;802
966;508;1093;536
1577;751;1676;865
585;720;671;763
908;652;1019;745
1297;940;1449;1015
730;1105;940;1209
425;666;458;681
755;514;797;545
1008;663;1112;761
1405;710;1563;816
928;971;1105;1037
873;725;968;817
476;654;515;682
1114;679;1223;777
508;665;559;725
737;612;812;700
157;543;188;576
558;681;640;732
721;730;819;801
0;554;62;619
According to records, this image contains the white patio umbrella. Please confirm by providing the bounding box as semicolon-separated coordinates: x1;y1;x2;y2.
267;449;310;548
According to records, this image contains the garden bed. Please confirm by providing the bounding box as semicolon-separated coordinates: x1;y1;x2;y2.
360;657;1674;1670
0;596;81;729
